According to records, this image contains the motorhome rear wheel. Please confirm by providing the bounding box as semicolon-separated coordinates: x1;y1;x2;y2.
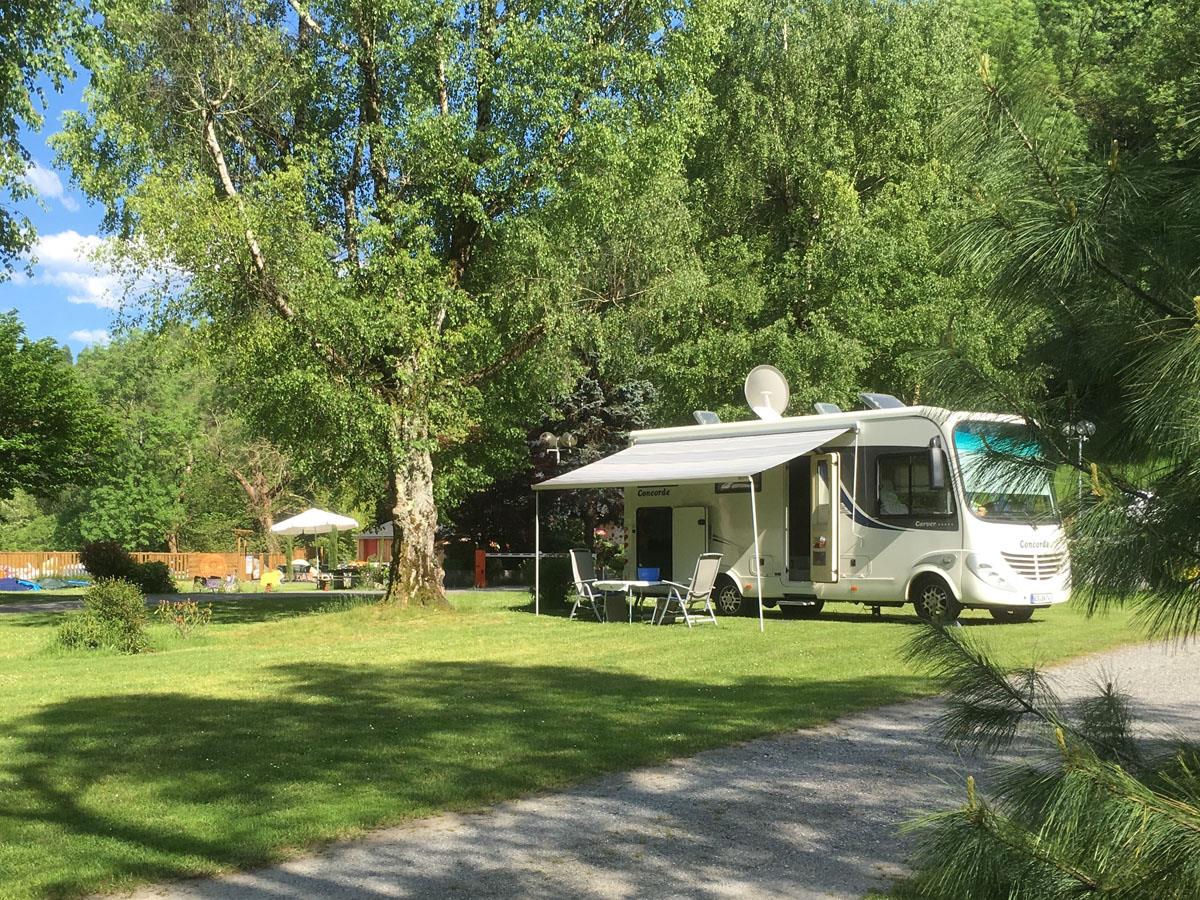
714;578;744;615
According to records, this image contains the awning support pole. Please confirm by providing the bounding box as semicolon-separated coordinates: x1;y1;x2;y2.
534;492;541;616
749;475;764;633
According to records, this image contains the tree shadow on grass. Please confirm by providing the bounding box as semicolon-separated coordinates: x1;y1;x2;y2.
1;611;67;629
0;660;928;898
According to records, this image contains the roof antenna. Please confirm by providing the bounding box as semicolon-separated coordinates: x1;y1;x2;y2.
744;366;790;420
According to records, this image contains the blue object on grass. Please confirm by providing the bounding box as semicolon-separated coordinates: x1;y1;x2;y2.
66;579;90;587
16;579;41;591
0;578;33;592
636;566;660;581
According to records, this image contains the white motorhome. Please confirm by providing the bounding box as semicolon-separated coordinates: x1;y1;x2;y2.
536;385;1070;624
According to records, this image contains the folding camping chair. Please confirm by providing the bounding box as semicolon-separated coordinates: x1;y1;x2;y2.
568;548;604;622
653;553;722;627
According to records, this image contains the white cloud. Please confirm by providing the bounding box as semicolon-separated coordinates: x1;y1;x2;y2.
28;230;121;309
68;329;111;346
24;162;80;211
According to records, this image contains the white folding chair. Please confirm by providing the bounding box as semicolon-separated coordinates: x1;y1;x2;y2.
653;553;722;627
569;548;604;622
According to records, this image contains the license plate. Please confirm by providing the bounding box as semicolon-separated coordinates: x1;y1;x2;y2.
1029;593;1052;604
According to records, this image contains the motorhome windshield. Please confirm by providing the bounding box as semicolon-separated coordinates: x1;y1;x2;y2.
953;421;1059;524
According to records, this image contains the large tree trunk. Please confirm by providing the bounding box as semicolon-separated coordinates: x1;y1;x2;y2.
384;420;447;607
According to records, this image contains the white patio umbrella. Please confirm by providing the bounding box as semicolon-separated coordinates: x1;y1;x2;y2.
270;508;360;569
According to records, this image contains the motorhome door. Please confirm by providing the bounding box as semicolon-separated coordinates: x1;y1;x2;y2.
672;506;707;581
810;453;839;582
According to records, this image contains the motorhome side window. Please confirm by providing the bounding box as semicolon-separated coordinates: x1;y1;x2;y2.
876;453;953;519
714;473;762;493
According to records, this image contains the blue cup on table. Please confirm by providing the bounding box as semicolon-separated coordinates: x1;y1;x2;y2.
636;566;660;581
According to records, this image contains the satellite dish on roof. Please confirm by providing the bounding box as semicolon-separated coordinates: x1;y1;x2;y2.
744;365;790;421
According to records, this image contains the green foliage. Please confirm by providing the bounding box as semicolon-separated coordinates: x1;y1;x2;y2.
895;7;1200;895
57;578;148;653
608;0;1000;422
34;327;306;553
923;0;1200;637
79;539;134;580
0;489;60;550
0;314;113;501
154;599;212;638
56;0;731;602
55;612;113;652
0;0;82;274
129;561;176;595
69;329;223;550
903;624;1200;899
79;541;177;594
530;556;574;607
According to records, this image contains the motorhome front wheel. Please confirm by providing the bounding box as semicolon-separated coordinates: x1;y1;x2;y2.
912;576;962;624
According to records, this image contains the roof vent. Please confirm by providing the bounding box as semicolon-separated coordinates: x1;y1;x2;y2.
693;410;721;425
858;392;906;410
812;402;842;415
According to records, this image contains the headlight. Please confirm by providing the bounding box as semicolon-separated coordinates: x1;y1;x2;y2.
966;553;1012;590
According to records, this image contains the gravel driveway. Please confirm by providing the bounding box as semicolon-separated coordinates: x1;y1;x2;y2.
116;640;1199;900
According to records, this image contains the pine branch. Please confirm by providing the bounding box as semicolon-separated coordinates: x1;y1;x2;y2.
978;66;1188;322
905;624;1065;751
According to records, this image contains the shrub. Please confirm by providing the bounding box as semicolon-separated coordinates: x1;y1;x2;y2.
129;560;177;594
154;599;212;637
530;556;574;607
80;540;134;580
56;612;110;651
57;579;148;653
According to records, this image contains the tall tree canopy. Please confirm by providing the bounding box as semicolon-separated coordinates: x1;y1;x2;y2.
0;313;111;501
0;0;81;273
59;0;724;604
604;0;1011;423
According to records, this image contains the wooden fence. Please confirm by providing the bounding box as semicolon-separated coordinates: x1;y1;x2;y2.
0;551;290;580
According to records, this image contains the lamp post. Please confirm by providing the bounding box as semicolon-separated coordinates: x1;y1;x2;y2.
1061;420;1096;501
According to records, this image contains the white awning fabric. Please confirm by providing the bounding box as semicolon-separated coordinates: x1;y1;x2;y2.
533;427;849;491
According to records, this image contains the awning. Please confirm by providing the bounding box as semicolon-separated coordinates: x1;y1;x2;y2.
533;427;849;491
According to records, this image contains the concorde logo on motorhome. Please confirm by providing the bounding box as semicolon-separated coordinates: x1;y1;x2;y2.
533;368;1070;629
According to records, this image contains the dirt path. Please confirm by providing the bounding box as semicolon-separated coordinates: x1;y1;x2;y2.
117;640;1199;900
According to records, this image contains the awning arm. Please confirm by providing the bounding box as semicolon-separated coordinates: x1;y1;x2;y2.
749;475;764;633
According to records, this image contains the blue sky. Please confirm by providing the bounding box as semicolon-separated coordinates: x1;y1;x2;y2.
1;72;117;353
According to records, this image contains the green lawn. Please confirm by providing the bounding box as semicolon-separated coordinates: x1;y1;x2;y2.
0;594;1144;899
0;582;385;603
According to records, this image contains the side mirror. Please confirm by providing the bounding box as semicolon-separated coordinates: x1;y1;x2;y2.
929;437;946;490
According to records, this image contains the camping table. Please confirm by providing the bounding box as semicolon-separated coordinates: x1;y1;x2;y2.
592;580;666;623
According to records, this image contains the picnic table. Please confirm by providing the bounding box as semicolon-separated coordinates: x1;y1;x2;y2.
592;579;669;623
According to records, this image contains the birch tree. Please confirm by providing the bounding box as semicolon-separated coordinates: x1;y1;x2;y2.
60;0;720;604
